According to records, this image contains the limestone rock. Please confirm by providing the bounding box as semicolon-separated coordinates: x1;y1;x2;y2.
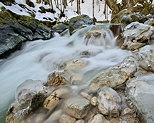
88;114;110;123
59;114;76;123
97;87;121;117
47;72;69;86
120;22;154;50
65;96;91;119
69;15;93;35
135;45;154;72
89;56;137;92
44;87;70;110
127;74;154;123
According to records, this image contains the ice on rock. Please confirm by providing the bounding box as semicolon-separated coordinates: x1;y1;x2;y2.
15;79;44;104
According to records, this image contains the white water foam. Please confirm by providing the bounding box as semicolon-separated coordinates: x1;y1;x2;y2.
0;25;132;121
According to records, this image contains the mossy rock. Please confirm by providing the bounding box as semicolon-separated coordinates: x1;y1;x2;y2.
53;23;68;34
111;9;149;25
69;15;93;35
0;0;15;5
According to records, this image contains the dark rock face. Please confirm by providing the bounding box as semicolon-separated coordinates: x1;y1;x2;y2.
53;23;68;34
69;15;94;35
0;10;53;58
0;0;15;5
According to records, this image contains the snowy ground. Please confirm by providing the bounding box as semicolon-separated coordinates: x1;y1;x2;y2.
0;0;111;22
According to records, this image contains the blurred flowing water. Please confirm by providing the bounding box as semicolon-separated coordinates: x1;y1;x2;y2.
0;25;131;122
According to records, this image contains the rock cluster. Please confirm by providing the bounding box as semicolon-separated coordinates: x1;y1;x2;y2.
117;22;154;50
0;10;53;58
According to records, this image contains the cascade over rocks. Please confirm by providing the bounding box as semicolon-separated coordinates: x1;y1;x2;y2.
69;15;94;35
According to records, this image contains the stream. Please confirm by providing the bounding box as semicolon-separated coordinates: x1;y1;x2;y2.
0;24;132;122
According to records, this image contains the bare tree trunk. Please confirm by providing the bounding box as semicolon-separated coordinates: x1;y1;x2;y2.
62;0;67;9
92;0;94;18
77;0;81;14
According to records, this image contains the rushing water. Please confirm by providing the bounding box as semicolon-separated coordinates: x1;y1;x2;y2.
0;25;132;122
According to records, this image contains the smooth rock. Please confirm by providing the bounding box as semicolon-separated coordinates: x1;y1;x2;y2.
69;15;93;35
135;45;154;72
89;56;137;92
88;114;110;123
59;114;76;123
53;23;68;34
75;120;85;123
65;96;91;119
127;74;154;123
97;87;121;117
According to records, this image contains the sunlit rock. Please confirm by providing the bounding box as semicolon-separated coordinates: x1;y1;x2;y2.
43;87;70;110
88;114;110;123
65;96;91;119
135;45;154;72
89;56;137;92
97;87;121;117
47;72;69;86
126;74;154;123
119;22;154;50
59;114;76;123
64;59;87;71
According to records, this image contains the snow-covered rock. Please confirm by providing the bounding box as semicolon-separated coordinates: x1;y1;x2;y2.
119;22;154;50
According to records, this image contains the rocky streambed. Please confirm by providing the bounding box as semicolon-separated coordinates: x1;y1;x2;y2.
3;18;154;123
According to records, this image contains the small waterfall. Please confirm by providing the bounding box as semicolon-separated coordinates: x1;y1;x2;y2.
0;25;132;122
